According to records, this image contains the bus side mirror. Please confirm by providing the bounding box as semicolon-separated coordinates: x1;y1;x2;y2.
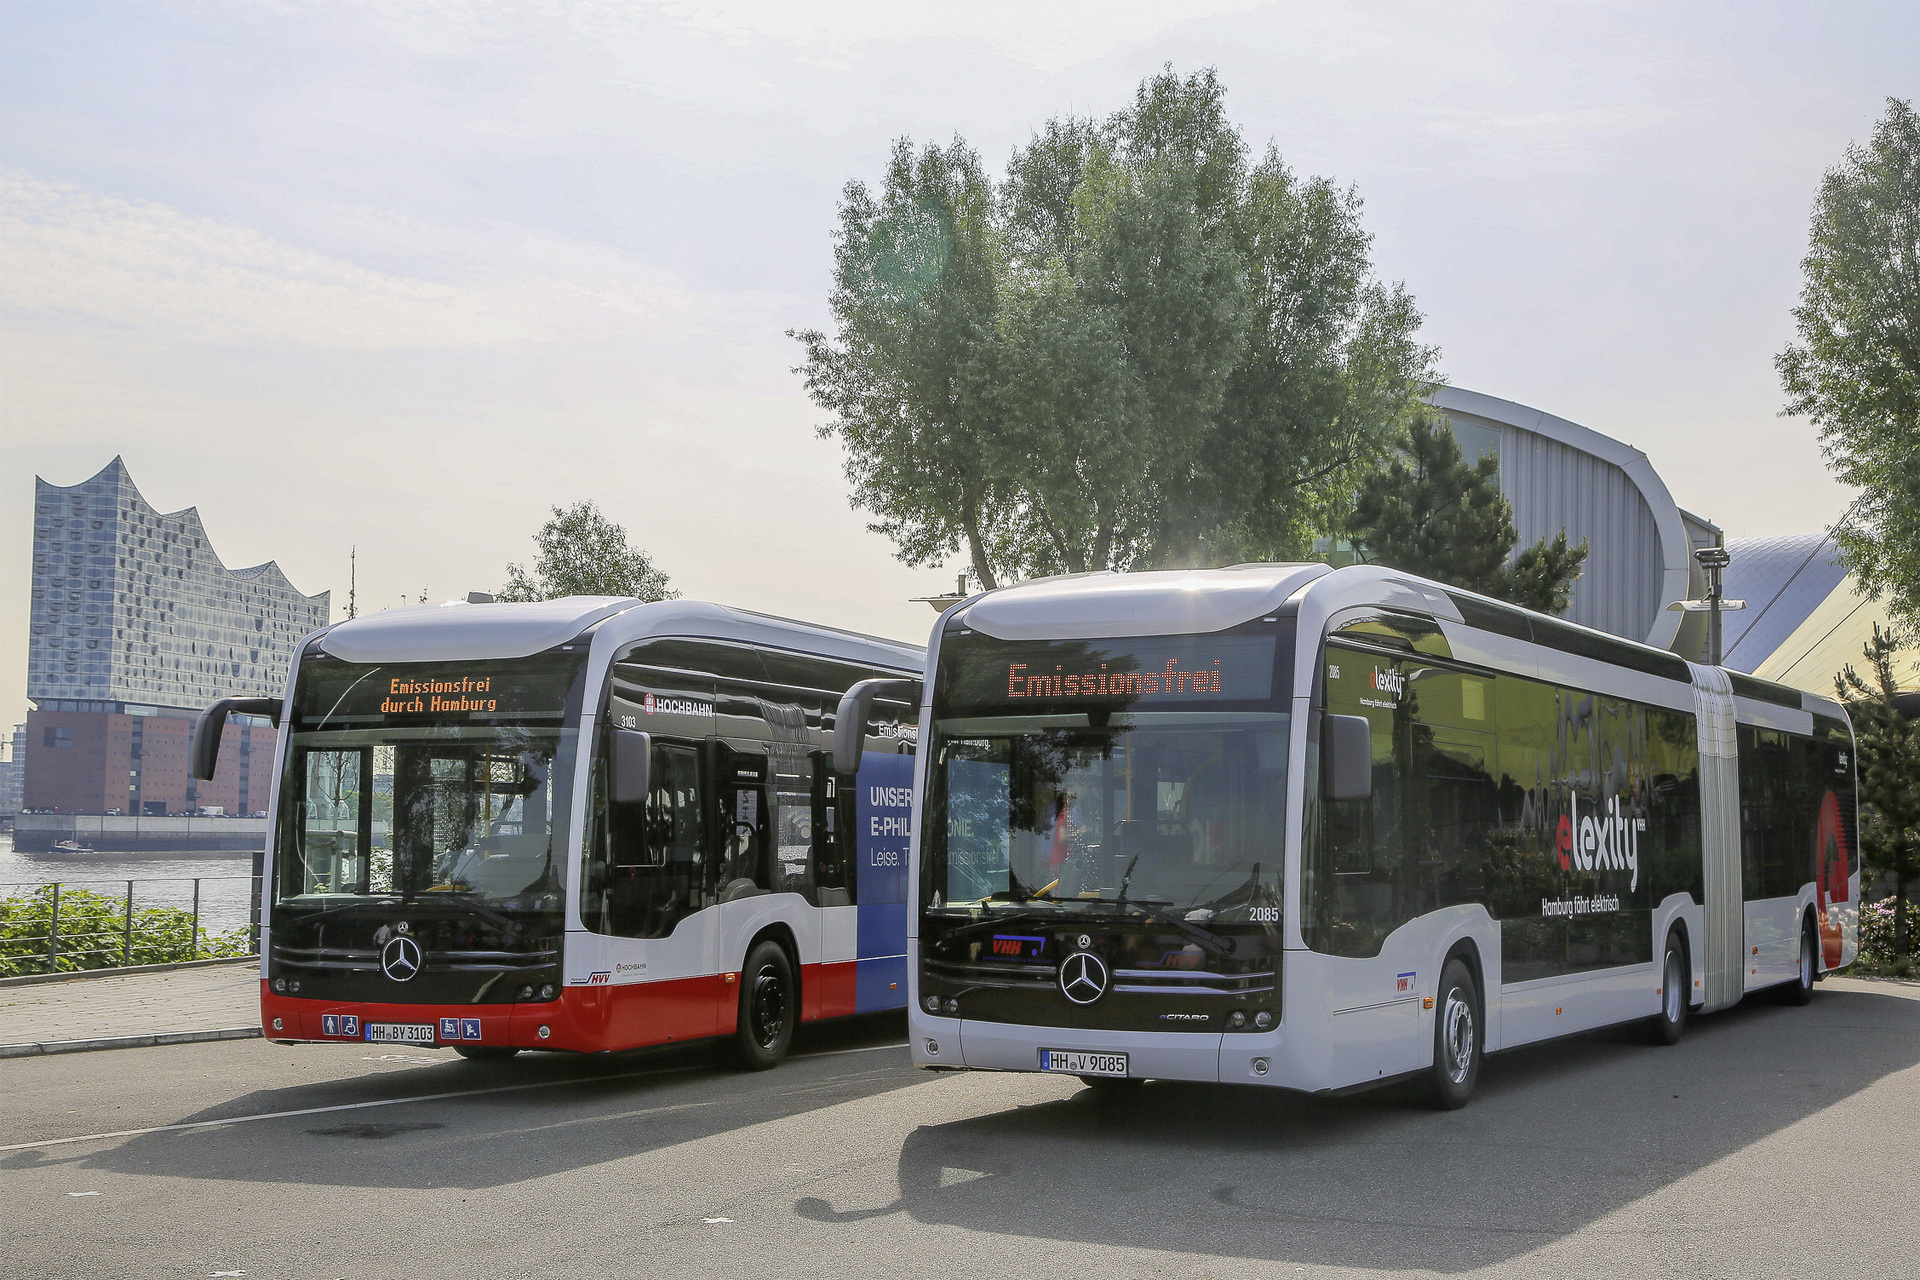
1322;714;1373;802
609;729;651;806
833;677;922;776
191;696;282;782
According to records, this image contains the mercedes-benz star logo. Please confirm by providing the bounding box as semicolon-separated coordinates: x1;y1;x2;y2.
381;935;423;983
1058;950;1109;1005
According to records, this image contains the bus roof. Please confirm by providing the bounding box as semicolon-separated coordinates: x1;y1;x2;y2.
947;563;1843;721
313;596;923;670
957;564;1332;640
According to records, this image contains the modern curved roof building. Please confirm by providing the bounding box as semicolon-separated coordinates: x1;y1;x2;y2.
1430;387;1721;658
29;457;330;712
1717;532;1918;697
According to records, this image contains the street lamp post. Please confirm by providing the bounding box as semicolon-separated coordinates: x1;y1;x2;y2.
1697;546;1731;667
1667;546;1745;667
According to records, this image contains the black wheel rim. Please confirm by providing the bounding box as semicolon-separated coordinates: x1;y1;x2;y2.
749;963;787;1050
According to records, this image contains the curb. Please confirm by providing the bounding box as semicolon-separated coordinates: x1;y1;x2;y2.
0;1026;262;1059
0;956;259;988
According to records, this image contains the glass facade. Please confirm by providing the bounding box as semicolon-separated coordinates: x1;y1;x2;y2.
27;457;329;711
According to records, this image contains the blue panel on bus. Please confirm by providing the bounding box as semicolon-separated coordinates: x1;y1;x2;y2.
854;752;913;907
855;953;908;1013
853;752;912;1013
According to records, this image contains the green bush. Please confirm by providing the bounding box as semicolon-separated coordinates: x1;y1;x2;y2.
1853;898;1914;978
0;884;252;978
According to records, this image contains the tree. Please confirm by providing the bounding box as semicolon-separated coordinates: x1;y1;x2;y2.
498;501;676;602
1836;624;1920;960
1778;97;1920;641
794;67;1436;587
1346;415;1588;614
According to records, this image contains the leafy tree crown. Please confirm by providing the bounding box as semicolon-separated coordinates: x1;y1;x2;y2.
498;501;676;603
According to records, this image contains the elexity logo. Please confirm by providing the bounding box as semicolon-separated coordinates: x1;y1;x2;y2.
1368;666;1406;699
1556;792;1645;890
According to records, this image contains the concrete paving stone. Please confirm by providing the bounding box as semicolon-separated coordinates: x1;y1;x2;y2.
0;961;260;1047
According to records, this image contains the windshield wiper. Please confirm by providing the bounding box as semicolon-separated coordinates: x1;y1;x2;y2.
1110;851;1235;956
1109;897;1238;956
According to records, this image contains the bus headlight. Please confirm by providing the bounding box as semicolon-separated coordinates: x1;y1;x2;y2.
516;985;534;1002
924;995;941;1013
538;984;557;1002
1228;1010;1247;1028
271;977;286;994
1254;1010;1274;1030
943;998;959;1014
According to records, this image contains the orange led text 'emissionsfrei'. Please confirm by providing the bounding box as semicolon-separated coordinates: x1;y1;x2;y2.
1005;659;1224;699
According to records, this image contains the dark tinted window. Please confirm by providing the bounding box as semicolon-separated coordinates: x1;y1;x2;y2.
1307;641;1696;975
583;741;707;938
1729;671;1804;709
1736;724;1850;902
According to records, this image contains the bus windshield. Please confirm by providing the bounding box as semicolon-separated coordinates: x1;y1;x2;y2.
927;712;1290;921
274;652;586;913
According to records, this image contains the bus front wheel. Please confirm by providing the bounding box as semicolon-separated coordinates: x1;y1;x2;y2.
730;940;796;1071
1424;957;1482;1110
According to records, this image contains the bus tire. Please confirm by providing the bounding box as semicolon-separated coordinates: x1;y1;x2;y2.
1784;918;1817;1006
1643;930;1690;1045
1424;957;1482;1110
454;1046;521;1061
731;939;797;1070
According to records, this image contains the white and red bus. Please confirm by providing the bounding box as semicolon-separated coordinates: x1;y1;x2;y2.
194;596;921;1065
899;564;1859;1106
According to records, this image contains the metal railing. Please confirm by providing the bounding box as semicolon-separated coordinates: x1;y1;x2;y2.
1;858;264;976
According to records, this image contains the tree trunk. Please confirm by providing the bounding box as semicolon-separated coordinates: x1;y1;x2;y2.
960;499;997;591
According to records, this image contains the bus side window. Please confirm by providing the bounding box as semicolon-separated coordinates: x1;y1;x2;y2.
812;751;854;906
1308;642;1406;958
595;741;706;939
716;747;772;902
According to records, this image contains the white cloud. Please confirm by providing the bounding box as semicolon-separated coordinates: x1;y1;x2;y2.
333;0;1274;73
0;168;798;353
0;168;529;347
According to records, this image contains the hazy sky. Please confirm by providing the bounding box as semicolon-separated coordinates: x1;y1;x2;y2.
3;1;1916;732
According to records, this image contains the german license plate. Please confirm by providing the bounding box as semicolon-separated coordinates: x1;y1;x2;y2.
1039;1049;1127;1077
365;1023;437;1045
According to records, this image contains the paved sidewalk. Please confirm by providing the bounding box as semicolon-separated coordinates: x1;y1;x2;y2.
0;961;260;1056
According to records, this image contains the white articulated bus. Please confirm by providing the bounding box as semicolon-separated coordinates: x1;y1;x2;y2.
195;596;921;1067
889;564;1858;1106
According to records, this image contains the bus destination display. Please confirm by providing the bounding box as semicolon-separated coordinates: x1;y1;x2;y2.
293;653;587;724
939;631;1279;711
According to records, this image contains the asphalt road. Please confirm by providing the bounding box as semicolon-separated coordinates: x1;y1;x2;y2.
3;977;1916;1280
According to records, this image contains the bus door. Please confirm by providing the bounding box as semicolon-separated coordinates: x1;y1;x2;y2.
1315;646;1429;1083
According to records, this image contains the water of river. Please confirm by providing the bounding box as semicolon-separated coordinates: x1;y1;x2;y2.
0;832;258;935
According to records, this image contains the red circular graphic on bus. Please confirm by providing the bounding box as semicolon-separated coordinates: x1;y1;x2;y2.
1555;814;1573;871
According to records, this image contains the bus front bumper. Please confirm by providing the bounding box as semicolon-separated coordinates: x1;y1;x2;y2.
259;984;588;1051
909;1009;1291;1086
